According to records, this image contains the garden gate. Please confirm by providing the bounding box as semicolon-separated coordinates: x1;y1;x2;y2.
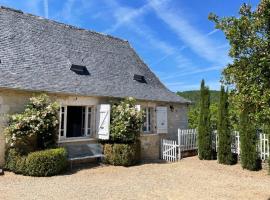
161;129;197;162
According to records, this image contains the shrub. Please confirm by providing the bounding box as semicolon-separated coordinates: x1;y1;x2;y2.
103;142;140;166
5;148;67;176
5;148;22;172
5;94;59;152
25;148;68;177
198;80;214;160
110;97;144;143
239;106;261;171
217;86;236;165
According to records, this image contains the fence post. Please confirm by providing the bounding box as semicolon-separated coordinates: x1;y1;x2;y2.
178;129;181;160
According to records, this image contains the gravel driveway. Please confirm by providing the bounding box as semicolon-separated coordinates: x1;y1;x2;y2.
0;157;270;200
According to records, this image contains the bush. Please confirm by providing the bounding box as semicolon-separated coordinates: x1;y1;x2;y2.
103;142;140;166
4;148;25;174
5;94;59;152
5;148;67;176
25;148;68;176
110;97;143;143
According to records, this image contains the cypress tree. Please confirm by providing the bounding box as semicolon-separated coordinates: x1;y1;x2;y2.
198;80;212;160
239;105;261;170
217;86;234;164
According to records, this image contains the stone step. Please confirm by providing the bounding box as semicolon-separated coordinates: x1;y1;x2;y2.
65;143;104;161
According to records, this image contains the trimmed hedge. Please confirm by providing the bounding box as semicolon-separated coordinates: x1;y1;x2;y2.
104;142;140;166
5;148;68;176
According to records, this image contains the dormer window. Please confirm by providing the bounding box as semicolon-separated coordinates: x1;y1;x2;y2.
70;64;90;75
133;74;146;83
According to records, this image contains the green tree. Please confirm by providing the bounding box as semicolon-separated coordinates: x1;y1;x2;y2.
209;0;270;126
217;86;234;165
198;80;213;160
239;105;261;170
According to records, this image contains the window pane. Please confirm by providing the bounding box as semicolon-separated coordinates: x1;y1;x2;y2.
61;113;64;129
148;108;151;131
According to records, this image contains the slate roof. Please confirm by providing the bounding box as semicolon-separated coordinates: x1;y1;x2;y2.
0;6;190;104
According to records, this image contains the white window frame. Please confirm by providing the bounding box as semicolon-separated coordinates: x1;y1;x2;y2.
59;105;94;140
143;107;152;133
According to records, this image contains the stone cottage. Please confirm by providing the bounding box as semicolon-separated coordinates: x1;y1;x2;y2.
0;6;190;166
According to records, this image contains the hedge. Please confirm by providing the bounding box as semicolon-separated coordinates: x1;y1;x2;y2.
5;148;68;177
103;142;140;166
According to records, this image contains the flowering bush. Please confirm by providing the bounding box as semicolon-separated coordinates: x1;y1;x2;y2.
110;97;144;143
5;94;59;153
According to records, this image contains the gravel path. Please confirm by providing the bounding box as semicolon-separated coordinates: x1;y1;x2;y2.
0;157;270;200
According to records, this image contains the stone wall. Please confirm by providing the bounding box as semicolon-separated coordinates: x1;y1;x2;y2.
0;90;33;167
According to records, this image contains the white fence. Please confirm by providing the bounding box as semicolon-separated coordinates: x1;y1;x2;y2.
161;129;197;162
215;131;269;161
161;129;270;162
161;139;179;162
259;133;269;160
178;129;197;151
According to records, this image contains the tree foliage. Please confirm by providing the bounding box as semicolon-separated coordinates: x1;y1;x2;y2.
177;90;220;105
217;86;235;165
239;105;262;170
209;0;270;125
198;80;213;160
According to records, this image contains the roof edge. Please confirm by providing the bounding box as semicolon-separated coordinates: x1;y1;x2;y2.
0;86;190;104
0;5;128;44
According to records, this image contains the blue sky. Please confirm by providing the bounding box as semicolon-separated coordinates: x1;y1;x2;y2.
0;0;260;91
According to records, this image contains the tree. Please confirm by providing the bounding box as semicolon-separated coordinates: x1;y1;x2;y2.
209;0;270;126
198;80;213;160
217;86;234;165
239;104;261;170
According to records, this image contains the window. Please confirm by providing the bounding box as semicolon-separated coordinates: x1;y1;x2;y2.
59;106;93;139
143;107;152;133
59;106;66;137
133;74;147;83
70;64;90;75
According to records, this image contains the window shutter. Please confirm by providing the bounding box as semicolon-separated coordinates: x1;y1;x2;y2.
156;106;168;134
96;104;110;140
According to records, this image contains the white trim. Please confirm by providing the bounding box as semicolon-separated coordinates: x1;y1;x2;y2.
58;105;94;141
143;107;152;133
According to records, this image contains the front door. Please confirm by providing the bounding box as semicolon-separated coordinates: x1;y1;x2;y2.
66;106;85;138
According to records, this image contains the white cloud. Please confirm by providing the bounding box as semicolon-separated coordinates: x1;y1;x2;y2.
162;65;223;81
206;29;219;36
148;0;229;66
103;0;192;65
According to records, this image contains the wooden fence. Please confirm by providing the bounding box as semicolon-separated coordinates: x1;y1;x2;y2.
161;129;197;162
178;129;197;151
161;129;269;162
161;139;179;162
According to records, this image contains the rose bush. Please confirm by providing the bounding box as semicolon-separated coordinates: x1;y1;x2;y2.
5;94;59;153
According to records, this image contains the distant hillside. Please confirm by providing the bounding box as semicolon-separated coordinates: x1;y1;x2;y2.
177;90;220;105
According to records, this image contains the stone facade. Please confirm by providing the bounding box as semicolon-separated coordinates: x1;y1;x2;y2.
0;89;188;166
